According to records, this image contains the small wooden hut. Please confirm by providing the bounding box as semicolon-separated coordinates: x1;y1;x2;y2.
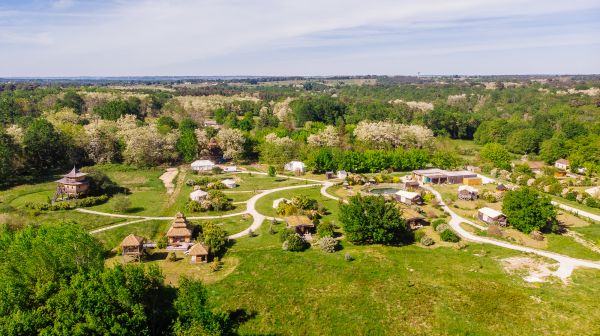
285;215;315;235
188;243;210;263
401;209;429;230
120;234;145;262
166;212;193;246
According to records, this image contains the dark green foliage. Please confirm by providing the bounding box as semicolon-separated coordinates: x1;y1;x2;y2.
81;167;125;196
0;131;17;182
480;143;511;170
502;187;557;234
422;105;480;139
24;195;109;210
283;233;308;252
317;221;336;238
430;151;464;170
339;195;413;245
431;219;446;230
176;128;198;162
308;148;430;174
279;228;296;243
94;97;141;120
0;94;20;125
440;229;460;242
157;116;178;134
268;165;276;177
178;118;198;132
539;135;569;164
57;91;85;113
23;118;66;173
292;96;347;126
506;128;542;154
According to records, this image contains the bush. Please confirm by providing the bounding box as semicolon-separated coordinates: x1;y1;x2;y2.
344;253;354;262
268;166;276;177
112;194;131;213
167;252;178;262
584;197;600;208
420;235;435;246
157;236;167;249
440;229;461;243
211;166;223;175
282;233;307;252
75;195;109;207
431;219;445;230
414;230;426;242
316;236;338;253
435;224;450;233
317;221;336;238
279;228;296;243
209;257;222;272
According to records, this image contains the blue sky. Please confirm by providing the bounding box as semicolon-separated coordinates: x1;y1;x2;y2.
0;0;599;76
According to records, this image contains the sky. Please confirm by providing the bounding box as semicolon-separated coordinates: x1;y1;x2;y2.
0;0;599;76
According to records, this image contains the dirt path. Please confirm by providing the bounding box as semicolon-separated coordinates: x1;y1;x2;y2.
159;168;178;194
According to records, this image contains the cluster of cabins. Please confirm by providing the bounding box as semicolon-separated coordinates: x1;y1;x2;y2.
120;212;210;263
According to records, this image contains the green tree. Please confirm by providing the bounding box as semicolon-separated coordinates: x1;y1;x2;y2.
480;143;511;170
502;187;556;234
267;165;276;177
539;135;569;164
112;194;132;213
23;118;66;173
57;91;85;114
177;129;198;162
201;222;227;256
0;94;19;125
339;195;413;244
157;116;179;134
0;131;17;182
506;128;541;154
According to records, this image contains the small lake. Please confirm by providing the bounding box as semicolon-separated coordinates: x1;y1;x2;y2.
369;187;400;195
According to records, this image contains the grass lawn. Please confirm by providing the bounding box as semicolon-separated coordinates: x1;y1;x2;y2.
254;186;341;222
205;224;600;335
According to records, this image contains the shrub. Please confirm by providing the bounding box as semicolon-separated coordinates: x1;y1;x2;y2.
157;236;167;249
584;197;600;208
344;253;354;262
211;166;223;175
440;229;461;243
75;195;109;207
420;235;435;246
431;219;445;230
268;166;276;177
435;224;450;233
279;228;296;243
167;252;178;262
317;221;336;238
209;257;222;272
283;233;307;252
316;236;338;253
414;230;426;242
112;194;131;213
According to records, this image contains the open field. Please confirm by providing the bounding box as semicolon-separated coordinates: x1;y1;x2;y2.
205;224;600;336
254;185;341;222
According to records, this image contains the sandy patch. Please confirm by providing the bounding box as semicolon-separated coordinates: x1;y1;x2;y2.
501;256;569;283
159;168;178;194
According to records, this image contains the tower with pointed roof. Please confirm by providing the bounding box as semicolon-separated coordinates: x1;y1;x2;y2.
166;212;193;246
54;166;89;201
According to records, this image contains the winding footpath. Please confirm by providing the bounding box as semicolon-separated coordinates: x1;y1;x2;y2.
423;185;600;278
82;169;600;278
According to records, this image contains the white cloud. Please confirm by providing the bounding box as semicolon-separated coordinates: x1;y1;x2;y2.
0;0;598;75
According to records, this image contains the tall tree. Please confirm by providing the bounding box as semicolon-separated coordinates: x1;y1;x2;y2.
502;187;556;234
23;118;66;173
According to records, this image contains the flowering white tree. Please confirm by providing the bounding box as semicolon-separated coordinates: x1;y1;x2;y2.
307;125;341;148
353;121;434;149
84;120;120;164
5;124;24;145
216;128;246;161
120;125;178;166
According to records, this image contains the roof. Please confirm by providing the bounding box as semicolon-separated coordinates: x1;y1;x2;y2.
62;166;87;178
401;209;424;220
191;160;215;167
478;207;504;219
55;177;86;185
188;243;210;256
526;161;545;169
555;159;570;165
585;186;599;196
445;170;477;177
171;212;190;228
395;190;420;199
496;184;508;191
413;168;446;175
121;234;145;247
166;227;193;237
458;185;478;193
286;161;306;167
285;215;314;227
222;179;236;185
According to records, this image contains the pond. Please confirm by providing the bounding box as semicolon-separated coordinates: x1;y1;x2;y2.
369;187;400;195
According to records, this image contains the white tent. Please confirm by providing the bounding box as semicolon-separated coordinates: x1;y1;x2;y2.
284;161;306;173
191;160;215;172
222;179;237;189
190;190;208;201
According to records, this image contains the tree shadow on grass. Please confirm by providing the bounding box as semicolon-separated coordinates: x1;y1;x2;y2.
125;206;145;214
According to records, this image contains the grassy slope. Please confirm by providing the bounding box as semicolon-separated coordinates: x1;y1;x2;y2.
208;224;600;335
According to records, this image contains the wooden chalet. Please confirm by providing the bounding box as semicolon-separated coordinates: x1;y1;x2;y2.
458;185;478;200
395;190;423;205
120;234;145;261
401;209;429;230
285;215;315;235
166;212;193;246
54;166;89;200
188;243;210;263
478;207;507;226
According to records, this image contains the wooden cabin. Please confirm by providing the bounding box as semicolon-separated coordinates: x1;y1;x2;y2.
285;215;315;235
401;180;420;190
188;243;210;263
478;207;507;226
166;212;193;246
401;209;429;230
120;234;145;261
395;190;423;205
54;167;89;200
458;185;478;201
